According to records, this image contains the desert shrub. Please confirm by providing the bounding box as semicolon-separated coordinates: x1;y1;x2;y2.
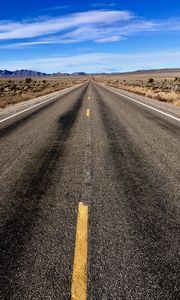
148;78;154;84
175;77;180;82
10;84;17;90
25;78;32;84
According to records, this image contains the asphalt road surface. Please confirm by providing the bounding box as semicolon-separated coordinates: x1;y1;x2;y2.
0;80;179;300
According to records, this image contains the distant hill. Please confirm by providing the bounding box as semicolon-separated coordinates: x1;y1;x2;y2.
0;68;179;77
51;72;70;76
132;68;180;74
0;69;49;77
71;72;87;76
0;69;87;77
111;68;180;75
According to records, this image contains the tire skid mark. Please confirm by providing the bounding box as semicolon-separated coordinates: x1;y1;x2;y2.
94;86;180;299
0;85;82;138
0;86;87;299
98;85;180;138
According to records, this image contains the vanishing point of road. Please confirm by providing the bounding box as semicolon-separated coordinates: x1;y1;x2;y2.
0;80;180;299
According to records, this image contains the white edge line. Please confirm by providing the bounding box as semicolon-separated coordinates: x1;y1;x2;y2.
0;83;85;124
95;82;180;122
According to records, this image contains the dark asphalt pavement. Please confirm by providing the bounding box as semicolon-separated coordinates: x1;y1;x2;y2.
0;81;179;299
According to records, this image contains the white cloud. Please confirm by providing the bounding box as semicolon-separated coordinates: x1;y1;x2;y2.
0;10;133;40
1;51;180;73
155;18;180;31
0;20;156;48
39;5;70;12
61;20;156;43
0;10;180;48
91;2;117;7
96;36;121;42
0;41;56;49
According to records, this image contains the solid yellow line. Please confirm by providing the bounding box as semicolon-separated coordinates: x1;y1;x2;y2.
86;109;90;117
71;202;88;300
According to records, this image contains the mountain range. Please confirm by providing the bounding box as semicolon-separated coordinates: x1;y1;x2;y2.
0;69;87;77
0;68;180;77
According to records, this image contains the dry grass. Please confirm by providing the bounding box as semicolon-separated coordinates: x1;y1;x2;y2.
94;73;180;106
94;71;180;81
0;76;87;109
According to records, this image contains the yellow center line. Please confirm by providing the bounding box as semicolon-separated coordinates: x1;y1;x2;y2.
71;202;88;300
86;108;90;117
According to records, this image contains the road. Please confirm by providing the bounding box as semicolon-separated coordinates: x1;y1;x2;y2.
0;80;179;299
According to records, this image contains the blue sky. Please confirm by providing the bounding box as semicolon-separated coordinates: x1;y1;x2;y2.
0;0;180;73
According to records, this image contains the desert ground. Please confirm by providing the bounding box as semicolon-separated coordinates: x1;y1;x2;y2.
0;76;87;108
1;71;180;109
94;71;180;106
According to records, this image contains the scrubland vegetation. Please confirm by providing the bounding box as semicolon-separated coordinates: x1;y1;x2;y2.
0;77;86;108
95;74;180;106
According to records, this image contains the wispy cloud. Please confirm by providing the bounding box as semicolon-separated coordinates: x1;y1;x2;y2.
0;18;162;48
96;36;122;42
0;41;57;49
0;11;155;49
37;5;69;13
43;5;69;11
61;20;156;43
0;10;180;49
0;10;132;40
1;51;180;73
91;2;117;7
